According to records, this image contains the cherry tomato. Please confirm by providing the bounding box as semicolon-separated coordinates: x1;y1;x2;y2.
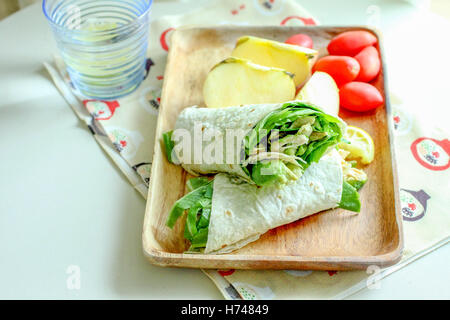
354;46;380;82
327;31;377;56
339;82;384;112
312;56;360;87
285;33;313;49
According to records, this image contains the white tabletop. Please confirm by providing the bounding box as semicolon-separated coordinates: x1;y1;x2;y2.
0;0;448;299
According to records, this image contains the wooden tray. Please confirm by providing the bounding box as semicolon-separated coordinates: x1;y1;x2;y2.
142;26;403;270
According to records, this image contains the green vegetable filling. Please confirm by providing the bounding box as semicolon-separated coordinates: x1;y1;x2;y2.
162;130;175;163
243;102;344;186
347;179;366;191
166;178;213;252
338;181;361;212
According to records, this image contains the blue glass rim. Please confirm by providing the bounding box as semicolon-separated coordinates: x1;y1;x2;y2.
42;0;153;35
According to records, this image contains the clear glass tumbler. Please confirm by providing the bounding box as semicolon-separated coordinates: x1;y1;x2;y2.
43;0;152;99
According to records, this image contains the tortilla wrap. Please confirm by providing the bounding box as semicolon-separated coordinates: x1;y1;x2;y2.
166;101;346;186
173;103;278;180
205;151;343;253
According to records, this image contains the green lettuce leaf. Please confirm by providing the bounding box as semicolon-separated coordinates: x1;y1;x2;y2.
347;179;366;191
166;178;214;252
189;228;209;250
162;130;175;163
338;181;361;212
166;181;213;228
186;177;211;192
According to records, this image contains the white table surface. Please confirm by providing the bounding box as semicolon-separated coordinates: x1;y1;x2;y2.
0;0;449;299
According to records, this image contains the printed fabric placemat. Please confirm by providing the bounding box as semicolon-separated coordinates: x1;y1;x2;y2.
44;0;449;300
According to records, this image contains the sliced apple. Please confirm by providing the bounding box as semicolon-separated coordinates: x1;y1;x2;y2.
296;71;339;116
203;57;296;108
231;36;318;87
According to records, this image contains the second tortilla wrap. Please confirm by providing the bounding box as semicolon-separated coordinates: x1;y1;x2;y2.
166;151;350;254
205;151;343;253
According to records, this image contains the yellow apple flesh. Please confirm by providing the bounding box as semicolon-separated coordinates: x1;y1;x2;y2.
231;36;318;87
203;57;296;108
296;71;339;116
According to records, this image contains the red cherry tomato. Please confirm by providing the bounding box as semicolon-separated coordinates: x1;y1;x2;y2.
354;46;381;82
312;56;360;87
285;33;313;49
339;82;384;112
327;31;377;56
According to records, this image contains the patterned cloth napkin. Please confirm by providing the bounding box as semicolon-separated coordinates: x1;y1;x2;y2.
45;0;449;300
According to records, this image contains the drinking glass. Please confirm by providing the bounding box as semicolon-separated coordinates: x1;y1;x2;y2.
43;0;152;99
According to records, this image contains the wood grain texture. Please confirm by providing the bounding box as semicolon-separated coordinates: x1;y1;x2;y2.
142;26;403;270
